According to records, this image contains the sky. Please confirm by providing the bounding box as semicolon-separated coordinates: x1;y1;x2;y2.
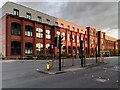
0;0;119;39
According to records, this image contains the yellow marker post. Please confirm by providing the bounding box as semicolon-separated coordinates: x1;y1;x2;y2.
100;56;102;63
47;61;50;71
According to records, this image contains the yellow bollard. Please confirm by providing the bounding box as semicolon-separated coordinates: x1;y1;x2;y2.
47;61;50;71
100;56;102;63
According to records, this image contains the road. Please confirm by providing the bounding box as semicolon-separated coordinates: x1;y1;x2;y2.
2;57;119;88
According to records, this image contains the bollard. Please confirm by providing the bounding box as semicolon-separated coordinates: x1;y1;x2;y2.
46;60;50;71
100;56;102;63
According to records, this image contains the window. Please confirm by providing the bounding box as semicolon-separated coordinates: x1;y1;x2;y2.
13;9;19;16
102;40;104;45
36;43;43;53
62;32;65;40
55;22;58;25
68;25;70;29
62;45;66;53
91;39;94;44
77;36;79;43
37;16;42;22
85;31;87;35
61;23;64;27
91;30;93;35
101;33;104;38
25;25;33;37
46;19;50;24
73;27;75;31
11;23;21;35
36;28;43;38
72;35;75;42
46;30;51;39
46;44;52;54
25;42;33;54
81;37;83;41
26;13;31;19
11;41;21;55
68;34;70;41
77;29;79;32
57;31;60;35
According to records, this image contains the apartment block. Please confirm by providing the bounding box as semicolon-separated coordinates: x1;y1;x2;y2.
0;2;118;58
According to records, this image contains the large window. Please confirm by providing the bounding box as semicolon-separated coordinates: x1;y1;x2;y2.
57;31;60;36
68;46;71;54
36;28;43;38
72;35;75;42
36;43;43;53
25;42;33;55
77;36;79;43
46;44;52;55
46;30;51;39
62;45;66;53
62;32;65;40
46;19;50;24
37;16;42;22
11;41;21;55
68;34;70;41
26;13;31;19
25;25;33;37
11;23;21;35
13;9;19;16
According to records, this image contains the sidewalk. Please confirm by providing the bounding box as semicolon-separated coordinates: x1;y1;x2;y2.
36;62;107;75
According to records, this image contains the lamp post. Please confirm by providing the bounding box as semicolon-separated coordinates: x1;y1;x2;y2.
71;37;74;66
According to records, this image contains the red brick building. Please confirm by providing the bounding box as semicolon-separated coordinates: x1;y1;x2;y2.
0;2;118;59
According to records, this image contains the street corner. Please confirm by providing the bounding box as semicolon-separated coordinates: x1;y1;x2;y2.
36;68;65;75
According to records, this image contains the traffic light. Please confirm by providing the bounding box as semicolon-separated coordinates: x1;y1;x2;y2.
53;36;58;47
60;36;63;47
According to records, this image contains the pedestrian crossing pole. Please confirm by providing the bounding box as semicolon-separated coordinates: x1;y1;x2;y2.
58;35;63;71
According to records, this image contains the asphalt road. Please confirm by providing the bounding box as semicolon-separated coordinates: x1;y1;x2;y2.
2;57;119;88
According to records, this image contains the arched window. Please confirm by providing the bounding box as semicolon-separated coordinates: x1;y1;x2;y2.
46;30;51;39
36;28;43;38
36;43;43;53
25;25;33;37
11;23;21;35
68;46;71;54
25;42;33;54
11;41;21;55
73;46;76;54
46;44;52;55
62;32;65;40
62;45;66;53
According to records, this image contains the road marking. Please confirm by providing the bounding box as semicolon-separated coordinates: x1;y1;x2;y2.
64;67;84;72
96;78;107;83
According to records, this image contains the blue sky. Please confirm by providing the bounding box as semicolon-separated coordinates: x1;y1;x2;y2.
0;0;119;39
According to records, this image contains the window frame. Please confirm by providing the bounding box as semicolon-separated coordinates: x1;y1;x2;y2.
13;9;19;16
26;13;31;19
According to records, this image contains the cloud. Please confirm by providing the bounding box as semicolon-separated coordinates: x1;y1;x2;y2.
0;1;118;38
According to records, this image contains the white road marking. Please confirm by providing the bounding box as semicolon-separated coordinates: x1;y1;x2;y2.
96;78;107;83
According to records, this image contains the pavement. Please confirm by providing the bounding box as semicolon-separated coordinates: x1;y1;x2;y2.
2;56;119;88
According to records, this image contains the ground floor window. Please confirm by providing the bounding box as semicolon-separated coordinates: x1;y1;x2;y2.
11;41;21;55
36;43;43;55
46;44;52;55
68;46;71;54
25;42;33;55
62;46;66;53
